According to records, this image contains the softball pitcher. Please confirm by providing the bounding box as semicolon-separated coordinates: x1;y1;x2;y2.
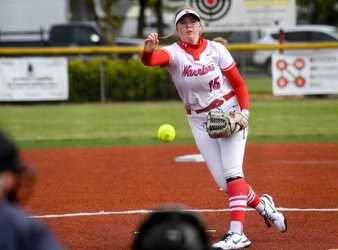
141;7;287;250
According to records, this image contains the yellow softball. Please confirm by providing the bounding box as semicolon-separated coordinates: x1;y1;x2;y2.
157;124;176;142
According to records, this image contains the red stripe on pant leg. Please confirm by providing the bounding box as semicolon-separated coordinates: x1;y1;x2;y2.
227;178;249;222
230;205;247;210
229;197;248;202
248;190;254;201
247;185;261;208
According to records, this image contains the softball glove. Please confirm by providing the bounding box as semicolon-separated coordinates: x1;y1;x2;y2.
206;110;248;138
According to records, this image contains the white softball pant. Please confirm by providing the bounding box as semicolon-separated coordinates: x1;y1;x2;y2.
187;97;247;191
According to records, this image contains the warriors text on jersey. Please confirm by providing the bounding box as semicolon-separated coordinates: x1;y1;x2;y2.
141;38;249;112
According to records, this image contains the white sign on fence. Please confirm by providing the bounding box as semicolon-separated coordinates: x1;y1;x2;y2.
272;50;338;96
188;0;296;31
0;57;68;101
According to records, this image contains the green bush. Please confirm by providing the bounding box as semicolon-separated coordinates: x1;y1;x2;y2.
69;59;100;102
69;58;178;102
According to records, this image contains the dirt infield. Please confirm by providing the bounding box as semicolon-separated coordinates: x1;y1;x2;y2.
22;143;338;250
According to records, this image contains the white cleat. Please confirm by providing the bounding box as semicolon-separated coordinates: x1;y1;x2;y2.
260;194;287;232
212;231;251;249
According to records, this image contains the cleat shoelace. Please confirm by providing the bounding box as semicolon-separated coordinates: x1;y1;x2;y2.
222;232;234;242
262;197;277;223
263;209;275;222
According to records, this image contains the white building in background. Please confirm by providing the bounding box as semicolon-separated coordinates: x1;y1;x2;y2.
0;0;186;39
0;0;296;41
0;0;68;32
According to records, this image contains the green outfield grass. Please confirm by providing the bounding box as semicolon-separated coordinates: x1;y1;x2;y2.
245;76;272;94
0;98;337;149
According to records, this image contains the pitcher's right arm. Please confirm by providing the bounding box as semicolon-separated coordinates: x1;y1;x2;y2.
141;32;170;67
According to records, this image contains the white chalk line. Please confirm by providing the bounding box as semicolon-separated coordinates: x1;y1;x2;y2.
271;160;338;165
30;207;338;219
175;154;338;165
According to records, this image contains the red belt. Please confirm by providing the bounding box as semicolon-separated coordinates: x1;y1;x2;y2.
186;91;235;114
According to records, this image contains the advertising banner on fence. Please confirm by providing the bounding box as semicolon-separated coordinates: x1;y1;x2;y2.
188;0;296;31
0;57;68;101
272;50;338;96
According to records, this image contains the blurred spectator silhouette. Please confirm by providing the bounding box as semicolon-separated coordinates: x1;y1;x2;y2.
0;130;63;250
133;206;211;250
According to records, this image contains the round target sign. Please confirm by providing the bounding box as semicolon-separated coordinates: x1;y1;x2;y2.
294;76;305;87
277;76;288;88
294;58;305;70
190;0;232;22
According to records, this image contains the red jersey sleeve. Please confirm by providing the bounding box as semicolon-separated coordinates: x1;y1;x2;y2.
141;49;171;67
222;65;249;110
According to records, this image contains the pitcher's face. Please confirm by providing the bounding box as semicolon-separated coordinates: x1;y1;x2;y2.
176;15;201;44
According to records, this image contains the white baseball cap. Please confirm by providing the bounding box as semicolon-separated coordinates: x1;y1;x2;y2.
174;8;201;26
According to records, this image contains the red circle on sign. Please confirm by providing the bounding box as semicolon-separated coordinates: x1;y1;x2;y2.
207;0;217;7
294;58;305;70
295;76;305;87
277;77;288;88
276;59;287;70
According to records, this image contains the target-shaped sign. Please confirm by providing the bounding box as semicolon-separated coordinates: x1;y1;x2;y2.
277;76;288;88
294;58;305;70
294;76;305;87
276;59;288;70
190;0;232;22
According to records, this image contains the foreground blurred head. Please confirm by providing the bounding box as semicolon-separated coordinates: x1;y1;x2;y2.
133;206;210;250
0;131;35;203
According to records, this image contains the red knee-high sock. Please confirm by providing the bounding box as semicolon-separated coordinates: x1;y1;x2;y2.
227;178;249;233
247;185;261;208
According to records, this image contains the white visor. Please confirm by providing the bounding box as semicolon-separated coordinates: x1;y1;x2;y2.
174;8;200;26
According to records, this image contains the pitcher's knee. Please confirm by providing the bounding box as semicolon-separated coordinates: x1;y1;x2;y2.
226;176;243;183
224;168;244;181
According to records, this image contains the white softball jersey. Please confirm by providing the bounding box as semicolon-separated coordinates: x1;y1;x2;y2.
163;40;247;191
163;40;235;111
